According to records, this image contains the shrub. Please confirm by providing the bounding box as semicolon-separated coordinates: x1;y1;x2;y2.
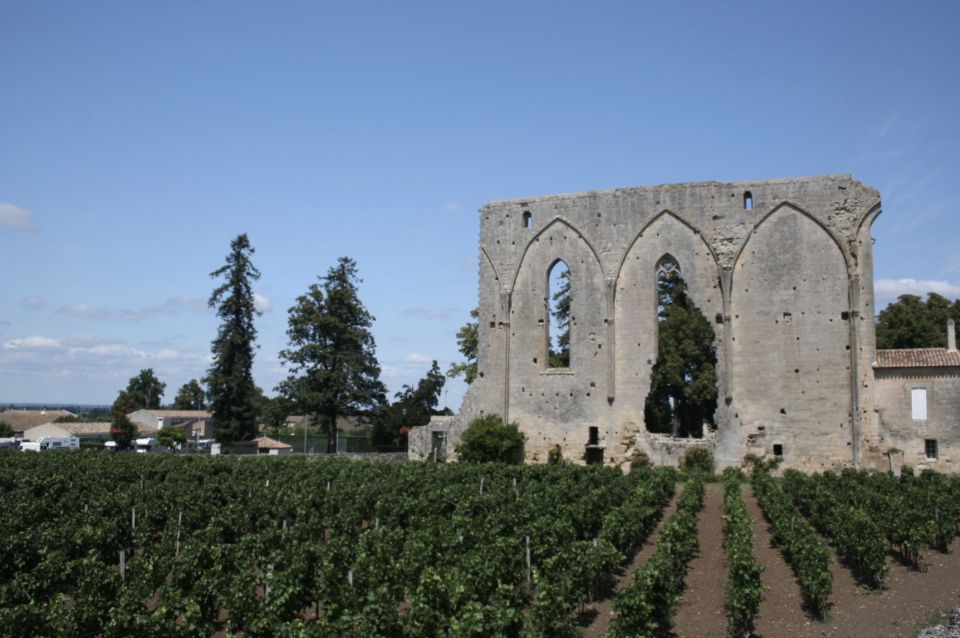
629;449;652;471
0;420;13;438
455;414;525;464
681;446;714;474
547;444;563;465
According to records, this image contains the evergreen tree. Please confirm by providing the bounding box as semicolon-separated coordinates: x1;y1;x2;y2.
125;368;166;409
110;391;138;450
172;379;206;410
277;257;387;453
373;360;446;449
447;308;479;383
206;234;261;446
643;266;717;438
549;268;571;367
876;293;960;349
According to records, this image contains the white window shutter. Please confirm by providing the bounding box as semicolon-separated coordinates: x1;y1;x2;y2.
911;388;927;421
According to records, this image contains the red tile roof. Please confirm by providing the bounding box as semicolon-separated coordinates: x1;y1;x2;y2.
254;436;293;450
875;348;960;368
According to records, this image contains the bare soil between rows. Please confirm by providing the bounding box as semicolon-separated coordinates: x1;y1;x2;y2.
582;482;960;638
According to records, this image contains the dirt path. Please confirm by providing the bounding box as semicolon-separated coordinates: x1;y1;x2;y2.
672;482;727;637
579;489;681;638
744;484;813;637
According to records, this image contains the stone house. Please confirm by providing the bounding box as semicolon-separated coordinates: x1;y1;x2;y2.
127;409;214;439
24;421;157;443
410;175;960;473
0;409;75;437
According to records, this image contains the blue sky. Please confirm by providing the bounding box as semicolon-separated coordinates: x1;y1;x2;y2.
1;0;959;406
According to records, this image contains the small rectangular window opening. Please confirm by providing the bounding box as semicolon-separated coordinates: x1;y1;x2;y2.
773;443;784;458
588;426;599;446
522;211;532;228
925;439;938;460
911;388;928;421
744;191;753;210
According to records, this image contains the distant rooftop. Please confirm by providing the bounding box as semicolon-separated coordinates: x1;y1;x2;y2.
875;349;960;369
0;408;76;429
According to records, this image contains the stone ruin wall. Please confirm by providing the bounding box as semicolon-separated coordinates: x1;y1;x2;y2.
416;175;885;472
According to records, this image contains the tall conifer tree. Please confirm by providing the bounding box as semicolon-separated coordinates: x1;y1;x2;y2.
278;257;386;452
207;234;261;445
644;265;718;437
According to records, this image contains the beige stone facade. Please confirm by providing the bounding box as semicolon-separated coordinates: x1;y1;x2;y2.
410;175;958;473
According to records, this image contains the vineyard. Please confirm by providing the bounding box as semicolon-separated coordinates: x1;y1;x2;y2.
2;453;960;638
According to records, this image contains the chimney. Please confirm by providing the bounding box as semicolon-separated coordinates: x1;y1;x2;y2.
948;319;957;352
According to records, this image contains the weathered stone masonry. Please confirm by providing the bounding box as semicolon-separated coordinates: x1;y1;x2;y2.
410;175;958;472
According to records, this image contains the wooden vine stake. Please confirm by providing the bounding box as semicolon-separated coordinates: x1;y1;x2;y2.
175;511;183;557
525;535;531;588
480;478;484;495
119;550;126;581
131;507;136;531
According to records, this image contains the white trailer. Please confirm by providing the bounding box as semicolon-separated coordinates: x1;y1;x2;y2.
134;438;169;454
20;436;80;451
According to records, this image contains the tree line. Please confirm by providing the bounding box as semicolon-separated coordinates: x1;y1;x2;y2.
107;235;455;452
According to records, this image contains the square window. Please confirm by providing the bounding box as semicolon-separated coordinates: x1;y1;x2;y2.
925;439;938;460
773;444;784;458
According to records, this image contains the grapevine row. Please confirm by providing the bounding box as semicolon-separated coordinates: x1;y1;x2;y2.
781;470;888;587
721;468;763;637
608;471;705;638
751;468;832;618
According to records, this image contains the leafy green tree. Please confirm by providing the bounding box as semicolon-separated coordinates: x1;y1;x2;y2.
156;426;187;451
644;264;717;438
206;234;262;446
456;414;525;464
109;391;138;450
277;257;387;453
125;368;166;410
549;268;571;367
876;293;960;349
253;389;291;433
0;421;12;437
447;308;479;383
373;360;446;449
172;379;206;410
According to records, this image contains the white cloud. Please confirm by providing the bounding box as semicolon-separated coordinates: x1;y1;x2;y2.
254;293;272;313
0;316;10;326
4;336;61;350
0;203;37;231
404;352;433;365
22;296;46;309
7;336;62;350
402;307;457;320
874;278;960;308
443;201;461;211
56;304;110;319
144;296;206;315
0;334;210;382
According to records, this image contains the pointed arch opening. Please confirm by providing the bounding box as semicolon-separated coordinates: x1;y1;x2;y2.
547;259;571;368
644;254;718;437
